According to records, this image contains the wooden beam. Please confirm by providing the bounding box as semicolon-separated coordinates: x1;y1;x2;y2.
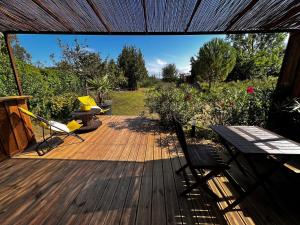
142;0;148;33
86;0;111;33
225;0;258;31
31;0;73;32
276;33;300;97
4;33;23;95
184;0;203;32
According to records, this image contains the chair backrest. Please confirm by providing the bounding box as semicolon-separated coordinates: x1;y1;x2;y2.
78;96;97;107
172;115;192;164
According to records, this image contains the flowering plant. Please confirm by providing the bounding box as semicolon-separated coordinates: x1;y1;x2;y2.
247;86;254;94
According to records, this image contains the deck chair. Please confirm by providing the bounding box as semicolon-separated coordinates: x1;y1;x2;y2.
172;114;229;200
19;107;84;156
77;96;110;114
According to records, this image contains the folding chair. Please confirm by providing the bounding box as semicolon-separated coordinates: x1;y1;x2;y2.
77;96;110;114
19;107;84;156
172;115;230;200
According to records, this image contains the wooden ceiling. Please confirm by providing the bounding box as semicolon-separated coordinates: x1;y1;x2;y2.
0;0;300;34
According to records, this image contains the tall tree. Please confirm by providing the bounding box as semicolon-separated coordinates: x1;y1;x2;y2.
226;33;287;81
57;39;103;94
117;46;148;90
10;35;32;63
191;38;236;89
162;64;178;82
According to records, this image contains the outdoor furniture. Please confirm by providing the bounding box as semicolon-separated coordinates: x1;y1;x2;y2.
173;116;230;200
211;125;300;210
18;107;84;156
72;110;101;133
0;96;36;157
77;96;110;115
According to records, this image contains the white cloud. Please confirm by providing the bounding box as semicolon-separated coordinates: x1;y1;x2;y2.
156;58;167;66
82;46;96;53
147;58;168;76
178;66;190;74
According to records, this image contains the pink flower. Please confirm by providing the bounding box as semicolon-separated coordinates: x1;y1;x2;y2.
247;86;254;94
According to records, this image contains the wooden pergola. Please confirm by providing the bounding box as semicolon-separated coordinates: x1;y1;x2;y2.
1;0;300;97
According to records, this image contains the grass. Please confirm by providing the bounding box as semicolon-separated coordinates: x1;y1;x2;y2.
110;88;148;116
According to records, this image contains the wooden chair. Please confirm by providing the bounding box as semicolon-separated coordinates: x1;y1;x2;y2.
172;115;229;200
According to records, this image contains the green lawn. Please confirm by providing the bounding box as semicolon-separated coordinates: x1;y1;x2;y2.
110;88;148;116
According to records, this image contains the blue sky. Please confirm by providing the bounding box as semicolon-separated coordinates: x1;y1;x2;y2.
17;34;224;76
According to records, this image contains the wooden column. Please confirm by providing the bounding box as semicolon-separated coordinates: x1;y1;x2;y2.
276;32;300;98
4;33;23;96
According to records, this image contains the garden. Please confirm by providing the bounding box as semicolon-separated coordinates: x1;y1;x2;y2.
1;33;298;141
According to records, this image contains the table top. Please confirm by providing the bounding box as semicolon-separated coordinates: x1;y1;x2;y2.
72;110;95;116
0;95;32;102
211;125;300;155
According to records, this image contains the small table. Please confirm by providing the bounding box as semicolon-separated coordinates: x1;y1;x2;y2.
211;125;300;210
72;110;101;133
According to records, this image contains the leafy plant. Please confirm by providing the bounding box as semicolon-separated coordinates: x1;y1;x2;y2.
88;75;113;104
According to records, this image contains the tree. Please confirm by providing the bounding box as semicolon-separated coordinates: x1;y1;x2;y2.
191;38;236;89
9;35;32;63
226;33;287;81
57;39;103;94
117;46;148;90
162;64;178;82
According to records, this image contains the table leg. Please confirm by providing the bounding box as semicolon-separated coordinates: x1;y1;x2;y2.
220;137;248;176
225;155;290;211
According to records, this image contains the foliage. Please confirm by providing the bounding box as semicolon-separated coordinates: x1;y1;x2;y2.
47;92;79;121
146;77;277;129
139;75;161;88
57;39;103;94
207;77;277;126
88;75;113;104
0;34;18;96
146;83;205;127
118;45;148;90
191;38;236;89
162;64;178;82
226;33;287;81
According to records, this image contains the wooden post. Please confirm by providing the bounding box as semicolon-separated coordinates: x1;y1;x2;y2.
4;33;23;95
276;32;300;98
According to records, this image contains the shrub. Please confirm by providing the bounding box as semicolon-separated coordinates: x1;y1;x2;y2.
145;83;205;127
146;77;277;131
47;92;79;121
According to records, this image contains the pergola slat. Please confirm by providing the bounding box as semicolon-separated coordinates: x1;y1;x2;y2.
31;0;74;32
225;0;258;31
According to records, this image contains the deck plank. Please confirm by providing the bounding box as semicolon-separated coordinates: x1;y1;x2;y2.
0;116;298;225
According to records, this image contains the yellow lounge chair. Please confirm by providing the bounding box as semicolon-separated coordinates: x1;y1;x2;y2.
18;107;84;156
77;96;110;114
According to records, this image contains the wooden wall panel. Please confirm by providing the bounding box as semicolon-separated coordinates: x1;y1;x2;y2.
0;96;36;157
0;102;19;156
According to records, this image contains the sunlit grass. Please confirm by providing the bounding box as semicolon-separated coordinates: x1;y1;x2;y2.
110;88;148;116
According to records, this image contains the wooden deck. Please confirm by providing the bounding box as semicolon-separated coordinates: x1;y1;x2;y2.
1;116;300;225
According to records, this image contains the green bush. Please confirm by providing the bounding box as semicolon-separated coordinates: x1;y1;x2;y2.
146;77;277;130
146;83;205;127
47;92;79;121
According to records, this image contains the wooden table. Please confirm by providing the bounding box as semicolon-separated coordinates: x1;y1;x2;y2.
72;110;101;133
211;125;300;210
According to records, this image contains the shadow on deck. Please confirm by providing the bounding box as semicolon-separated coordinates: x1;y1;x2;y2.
0;116;299;225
